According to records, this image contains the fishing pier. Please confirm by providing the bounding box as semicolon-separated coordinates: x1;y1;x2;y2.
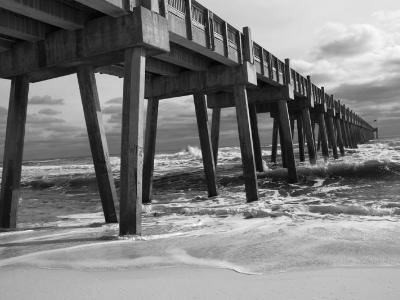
0;0;376;235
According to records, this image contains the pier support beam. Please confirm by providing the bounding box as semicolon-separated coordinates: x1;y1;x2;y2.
318;113;330;159
77;66;118;223
0;75;29;229
340;119;349;148
335;118;345;156
290;118;295;140
194;94;218;197
345;122;355;149
297;114;305;162
301;108;317;164
233;85;259;202
326;113;339;159
211;108;221;166
249;104;264;172
271;118;279;163
119;47;146;236
277;100;298;183
142;98;159;204
279;121;288;168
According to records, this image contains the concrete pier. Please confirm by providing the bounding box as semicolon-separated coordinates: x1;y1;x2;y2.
0;0;376;234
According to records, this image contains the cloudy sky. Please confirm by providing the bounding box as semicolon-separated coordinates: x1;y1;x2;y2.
0;0;399;160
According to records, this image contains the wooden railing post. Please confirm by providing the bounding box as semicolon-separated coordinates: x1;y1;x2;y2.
237;31;243;63
139;0;160;13
260;48;265;76
205;9;212;49
159;0;169;18
284;58;291;86
267;52;274;79
222;21;229;57
243;27;254;63
184;0;193;40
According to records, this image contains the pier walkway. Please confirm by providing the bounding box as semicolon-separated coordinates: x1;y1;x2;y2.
0;0;376;235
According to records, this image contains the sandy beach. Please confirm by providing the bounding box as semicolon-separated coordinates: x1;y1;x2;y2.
1;142;400;299
1;266;400;300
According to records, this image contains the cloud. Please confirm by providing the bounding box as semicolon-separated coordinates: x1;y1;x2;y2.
27;114;66;125
102;105;121;114
30;95;65;106
38;108;62;116
314;23;384;58
107;112;122;124
0;106;7;119
106;97;122;105
290;12;400;138
46;125;83;134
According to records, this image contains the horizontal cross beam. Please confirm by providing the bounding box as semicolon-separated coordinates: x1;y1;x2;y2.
146;62;257;99
0;0;85;30
0;8;49;41
0;7;169;81
97;58;183;77
207;84;294;109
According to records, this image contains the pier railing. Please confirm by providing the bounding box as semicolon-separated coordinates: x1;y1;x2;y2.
162;0;373;131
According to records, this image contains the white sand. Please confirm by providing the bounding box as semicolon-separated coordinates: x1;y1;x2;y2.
1;266;400;300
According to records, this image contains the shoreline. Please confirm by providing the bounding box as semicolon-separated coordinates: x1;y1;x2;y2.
1;266;400;299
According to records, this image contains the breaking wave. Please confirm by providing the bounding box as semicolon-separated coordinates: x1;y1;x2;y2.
18;155;400;191
0;139;399;226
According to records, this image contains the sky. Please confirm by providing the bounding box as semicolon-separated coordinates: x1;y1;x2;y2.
0;0;399;160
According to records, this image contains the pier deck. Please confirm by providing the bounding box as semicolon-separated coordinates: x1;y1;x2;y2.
0;0;376;235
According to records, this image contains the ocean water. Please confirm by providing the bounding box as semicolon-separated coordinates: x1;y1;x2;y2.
1;138;400;274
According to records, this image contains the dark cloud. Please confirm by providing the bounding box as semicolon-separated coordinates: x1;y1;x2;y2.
332;76;400;105
30;95;65;106
106;97;122;105
38;108;62;116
